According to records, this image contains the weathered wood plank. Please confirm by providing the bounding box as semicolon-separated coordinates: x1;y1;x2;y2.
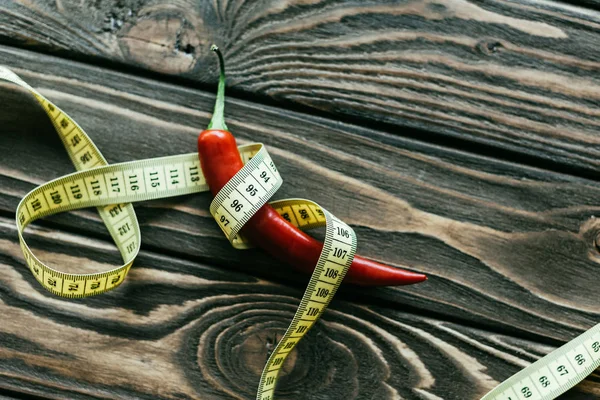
1;0;600;172
0;45;599;347
1;215;598;399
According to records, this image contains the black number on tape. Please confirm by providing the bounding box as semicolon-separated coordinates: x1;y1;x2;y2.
31;198;42;212
150;171;160;188
539;376;550;388
118;222;130;236
91;180;101;195
169;169;179;185
333;247;347;259
110;177;120;193
259;171;270;183
80;151;92;164
557;365;569;376
231;199;243;212
71;184;82;199
50;191;62;204
189;165;200;182
306;307;319;317
129;175;139;191
325;268;338;279
296;325;308;334
71;134;81;147
246;184;257;196
336;226;350;238
109;205;122;217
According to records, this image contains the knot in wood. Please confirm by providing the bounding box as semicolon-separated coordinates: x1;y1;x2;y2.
119;8;206;74
476;40;504;55
238;329;298;377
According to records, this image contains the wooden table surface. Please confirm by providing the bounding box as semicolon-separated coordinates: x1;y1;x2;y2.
1;1;599;399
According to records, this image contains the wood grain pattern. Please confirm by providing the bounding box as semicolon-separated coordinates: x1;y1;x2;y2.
2;43;600;336
1;0;600;172
1;45;600;398
1;215;599;399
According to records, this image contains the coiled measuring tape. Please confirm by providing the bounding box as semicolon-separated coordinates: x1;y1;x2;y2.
481;323;600;400
1;66;356;399
3;67;598;399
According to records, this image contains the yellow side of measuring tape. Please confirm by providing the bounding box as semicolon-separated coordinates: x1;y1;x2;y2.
1;66;356;399
2;66;598;400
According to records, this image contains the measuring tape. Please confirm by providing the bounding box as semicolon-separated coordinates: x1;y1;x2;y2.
2;66;598;399
481;323;600;400
0;66;357;399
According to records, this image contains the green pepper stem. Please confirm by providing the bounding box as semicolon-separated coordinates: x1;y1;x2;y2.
207;44;228;131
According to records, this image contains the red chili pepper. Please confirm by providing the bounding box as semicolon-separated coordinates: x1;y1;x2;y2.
197;45;426;286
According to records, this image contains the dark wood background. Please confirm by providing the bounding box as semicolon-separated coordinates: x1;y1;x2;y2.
1;0;599;399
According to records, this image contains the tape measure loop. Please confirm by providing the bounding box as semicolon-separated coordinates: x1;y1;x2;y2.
3;66;355;400
4;65;600;400
209;143;282;247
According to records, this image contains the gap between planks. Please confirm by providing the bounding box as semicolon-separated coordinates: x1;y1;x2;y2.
0;207;584;350
0;41;599;186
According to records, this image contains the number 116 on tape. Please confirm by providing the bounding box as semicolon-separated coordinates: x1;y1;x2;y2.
482;324;600;400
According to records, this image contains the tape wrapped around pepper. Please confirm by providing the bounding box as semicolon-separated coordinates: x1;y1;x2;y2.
197;45;427;287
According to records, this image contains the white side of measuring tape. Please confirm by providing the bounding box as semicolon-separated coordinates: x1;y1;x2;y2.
209;143;282;249
481;323;600;400
1;66;358;399
255;203;356;400
3;66;598;400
